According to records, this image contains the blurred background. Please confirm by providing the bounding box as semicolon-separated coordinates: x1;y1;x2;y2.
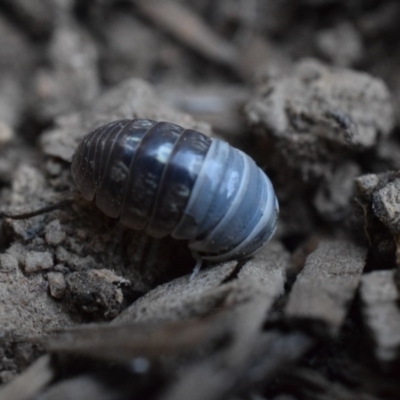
1;0;398;136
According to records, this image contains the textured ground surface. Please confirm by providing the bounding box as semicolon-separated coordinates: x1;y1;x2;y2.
1;1;400;399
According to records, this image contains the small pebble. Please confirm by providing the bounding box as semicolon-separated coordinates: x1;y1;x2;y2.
45;159;62;176
0;121;13;145
24;251;54;273
0;254;18;272
355;173;380;197
47;271;67;299
53;263;69;273
0;370;16;384
45;219;66;246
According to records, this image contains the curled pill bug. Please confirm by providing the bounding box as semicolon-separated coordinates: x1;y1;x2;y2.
71;119;279;268
2;119;279;273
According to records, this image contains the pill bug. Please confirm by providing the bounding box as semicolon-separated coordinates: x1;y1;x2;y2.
71;119;278;263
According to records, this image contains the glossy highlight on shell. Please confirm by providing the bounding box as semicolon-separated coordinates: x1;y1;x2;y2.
71;119;279;262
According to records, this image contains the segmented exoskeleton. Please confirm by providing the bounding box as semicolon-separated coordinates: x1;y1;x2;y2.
71;119;279;263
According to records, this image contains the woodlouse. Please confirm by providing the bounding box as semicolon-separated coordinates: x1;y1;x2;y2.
71;119;279;263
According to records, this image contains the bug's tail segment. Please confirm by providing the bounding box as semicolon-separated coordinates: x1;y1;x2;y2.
205;177;279;262
188;153;279;263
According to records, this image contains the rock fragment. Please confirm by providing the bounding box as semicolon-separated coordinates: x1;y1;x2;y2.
316;22;364;67
65;269;127;320
355;171;400;265
114;261;238;324
372;179;400;234
0;120;14;146
286;240;366;332
245;59;395;181
24;251;54;273
115;240;288;324
47;272;67;299
361;270;400;362
45;219;66;246
314;161;360;221
0;254;18;272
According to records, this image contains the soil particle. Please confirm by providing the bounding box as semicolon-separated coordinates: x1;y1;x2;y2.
47;272;66;299
361;270;400;362
315;22;364;67
245;59;395;181
313;161;361;222
354;171;400;266
24;251;54;273
0;254;18;273
0;121;13;146
65;269;127;320
44;219;66;246
285;240;367;332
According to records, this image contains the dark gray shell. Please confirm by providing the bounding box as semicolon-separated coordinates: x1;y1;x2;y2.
71;119;279;262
